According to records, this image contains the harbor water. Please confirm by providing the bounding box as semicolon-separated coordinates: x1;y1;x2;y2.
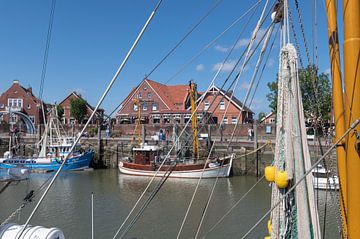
0;169;340;238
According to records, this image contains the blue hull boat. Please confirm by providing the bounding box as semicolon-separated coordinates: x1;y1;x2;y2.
0;150;94;171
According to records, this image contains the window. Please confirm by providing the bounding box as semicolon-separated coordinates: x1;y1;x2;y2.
219;100;225;110
204;101;209;110
231;117;238;124
29;116;35;123
143;102;147;111
133;103;138;111
0;103;4;108
144;86;147;90
8;98;23;108
223;117;228;124
152;102;158;111
27;104;31;109
138;92;142;98
147;93;152;99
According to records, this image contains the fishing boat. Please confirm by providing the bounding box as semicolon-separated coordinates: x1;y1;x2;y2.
118;81;234;178
0;107;93;171
312;164;339;190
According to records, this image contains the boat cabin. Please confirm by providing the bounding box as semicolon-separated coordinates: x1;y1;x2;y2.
132;145;162;165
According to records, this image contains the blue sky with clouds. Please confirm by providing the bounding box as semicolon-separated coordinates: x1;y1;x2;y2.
0;0;337;117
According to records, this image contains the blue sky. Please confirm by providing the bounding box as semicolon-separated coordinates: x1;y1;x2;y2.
0;0;338;117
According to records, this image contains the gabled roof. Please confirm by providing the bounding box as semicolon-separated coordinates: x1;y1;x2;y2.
59;91;103;114
193;85;254;113
117;79;190;114
0;80;41;104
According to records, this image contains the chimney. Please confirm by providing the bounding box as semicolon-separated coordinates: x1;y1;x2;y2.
27;87;32;94
13;79;19;85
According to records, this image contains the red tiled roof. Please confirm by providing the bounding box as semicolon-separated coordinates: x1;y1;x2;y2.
145;79;189;110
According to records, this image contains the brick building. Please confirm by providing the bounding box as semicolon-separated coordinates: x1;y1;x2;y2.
0;80;45;125
59;91;104;125
116;79;253;125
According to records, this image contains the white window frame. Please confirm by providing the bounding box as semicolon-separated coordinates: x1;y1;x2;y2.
133;103;138;111
147;93;152;99
219;100;225;110
152;102;158;111
223;117;228;124
204;101;209;110
138;92;142;99
143;102;147;111
231;117;238;124
8;98;23;108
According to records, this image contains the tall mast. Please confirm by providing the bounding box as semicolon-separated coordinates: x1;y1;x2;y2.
189;80;198;160
133;99;142;147
343;0;360;236
324;0;347;235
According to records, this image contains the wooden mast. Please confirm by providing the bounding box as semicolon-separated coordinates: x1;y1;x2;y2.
342;0;360;236
189;80;199;159
324;0;347;235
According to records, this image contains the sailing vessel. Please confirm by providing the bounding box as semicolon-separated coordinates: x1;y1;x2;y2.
0;107;93;171
118;81;234;178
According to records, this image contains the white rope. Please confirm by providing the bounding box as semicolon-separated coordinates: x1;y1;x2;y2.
17;0;163;237
176;142;216;239
240;117;360;239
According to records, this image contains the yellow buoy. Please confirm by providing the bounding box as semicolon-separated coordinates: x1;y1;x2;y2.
275;170;289;188
264;236;271;239
267;219;272;234
264;166;276;182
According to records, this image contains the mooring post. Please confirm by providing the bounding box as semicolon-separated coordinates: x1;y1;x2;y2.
97;125;102;166
254;123;259;177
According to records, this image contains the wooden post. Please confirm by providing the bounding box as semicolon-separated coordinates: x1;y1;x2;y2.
116;143;119;167
97;124;102;166
254;124;259;177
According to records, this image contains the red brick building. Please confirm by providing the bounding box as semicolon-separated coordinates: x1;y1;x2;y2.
116;79;253;125
0;80;45;125
59;91;103;125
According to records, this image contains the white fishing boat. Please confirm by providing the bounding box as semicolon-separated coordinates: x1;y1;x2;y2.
312;164;339;190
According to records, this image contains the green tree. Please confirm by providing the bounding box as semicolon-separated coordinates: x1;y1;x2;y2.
266;65;332;122
258;111;266;121
70;98;87;124
56;105;64;120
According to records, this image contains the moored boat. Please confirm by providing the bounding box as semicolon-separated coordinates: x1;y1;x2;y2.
312;164;339;190
118;144;234;178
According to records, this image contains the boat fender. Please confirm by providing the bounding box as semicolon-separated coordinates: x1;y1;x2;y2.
264;236;271;239
275;170;289;189
264;166;276;182
267;219;272;234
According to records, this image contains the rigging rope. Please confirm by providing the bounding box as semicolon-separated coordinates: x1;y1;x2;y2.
17;1;164;237
240;117;360;238
38;0;57;126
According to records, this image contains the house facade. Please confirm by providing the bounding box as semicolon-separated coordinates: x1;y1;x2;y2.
59;91;103;125
0;80;45;125
116;79;254;125
196;85;254;124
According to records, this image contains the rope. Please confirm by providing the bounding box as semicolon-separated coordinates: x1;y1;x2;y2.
240;117;360;238
176;143;215;239
38;0;57;126
17;1;163;237
236;141;270;158
201;175;265;238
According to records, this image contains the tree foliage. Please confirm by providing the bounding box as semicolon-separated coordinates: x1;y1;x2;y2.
258;112;266;121
56;105;64;120
266;65;332;122
70;98;87;124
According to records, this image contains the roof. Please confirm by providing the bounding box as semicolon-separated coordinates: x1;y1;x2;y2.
117;79;190;114
195;85;254;113
59;91;103;114
260;112;276;123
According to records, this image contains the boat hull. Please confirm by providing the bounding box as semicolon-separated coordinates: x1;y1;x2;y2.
118;155;234;178
0;150;94;171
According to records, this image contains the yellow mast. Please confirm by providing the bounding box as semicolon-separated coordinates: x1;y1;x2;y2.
342;0;360;237
133;99;142;147
189;80;199;159
324;0;347;234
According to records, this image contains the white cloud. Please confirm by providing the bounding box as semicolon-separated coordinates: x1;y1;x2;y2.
240;82;250;90
212;60;237;72
214;45;228;52
196;64;205;72
324;68;331;75
267;58;275;68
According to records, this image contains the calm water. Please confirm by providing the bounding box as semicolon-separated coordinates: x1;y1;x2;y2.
0;169;340;238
